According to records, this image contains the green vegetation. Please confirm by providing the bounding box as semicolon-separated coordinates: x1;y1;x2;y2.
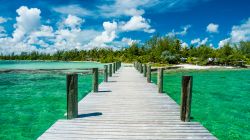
1;35;250;66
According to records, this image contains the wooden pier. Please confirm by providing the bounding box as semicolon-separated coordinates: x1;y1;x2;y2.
38;64;217;140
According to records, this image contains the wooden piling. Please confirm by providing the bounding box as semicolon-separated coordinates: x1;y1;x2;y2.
180;76;193;122
92;68;98;92
66;73;78;119
147;65;151;83
104;65;108;82
113;62;115;73
140;63;143;73
109;64;112;77
157;68;163;93
143;64;147;77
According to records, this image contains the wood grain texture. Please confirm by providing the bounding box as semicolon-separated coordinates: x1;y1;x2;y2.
181;76;193;122
92;68;98;92
39;66;216;140
66;74;78;119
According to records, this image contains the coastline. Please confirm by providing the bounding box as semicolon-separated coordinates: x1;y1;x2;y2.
174;64;235;70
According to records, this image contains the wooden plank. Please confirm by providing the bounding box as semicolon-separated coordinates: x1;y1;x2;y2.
39;66;216;140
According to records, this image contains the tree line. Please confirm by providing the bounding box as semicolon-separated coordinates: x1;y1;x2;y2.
0;35;249;66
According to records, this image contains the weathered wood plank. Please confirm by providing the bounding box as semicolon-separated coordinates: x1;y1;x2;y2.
39;66;216;140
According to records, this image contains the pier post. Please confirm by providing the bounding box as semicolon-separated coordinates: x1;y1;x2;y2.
143;64;147;77
157;68;163;93
147;65;151;83
109;64;112;77
140;63;143;73
104;65;108;82
92;68;98;92
181;76;193;122
67;73;78;119
113;62;115;73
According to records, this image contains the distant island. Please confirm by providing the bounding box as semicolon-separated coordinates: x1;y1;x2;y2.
1;36;249;67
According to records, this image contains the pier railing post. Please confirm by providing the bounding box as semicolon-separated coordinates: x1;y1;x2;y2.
109;64;112;77
143;64;147;77
140;63;143;73
92;68;98;92
67;73;78;119
104;65;108;82
157;68;163;93
180;76;193;122
147;65;151;83
113;62;115;73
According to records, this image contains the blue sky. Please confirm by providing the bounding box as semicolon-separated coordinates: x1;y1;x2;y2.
0;0;249;54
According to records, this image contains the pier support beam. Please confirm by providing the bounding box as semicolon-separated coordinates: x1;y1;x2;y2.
92;68;98;92
113;62;115;73
143;64;147;77
67;73;78;119
147;65;151;83
157;68;163;93
181;76;193;122
109;64;112;77
104;65;108;82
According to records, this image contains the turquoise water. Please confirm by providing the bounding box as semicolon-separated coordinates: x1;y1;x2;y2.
0;60;103;70
0;61;104;139
152;69;250;140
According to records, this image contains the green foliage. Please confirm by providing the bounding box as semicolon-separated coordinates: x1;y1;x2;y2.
0;35;249;66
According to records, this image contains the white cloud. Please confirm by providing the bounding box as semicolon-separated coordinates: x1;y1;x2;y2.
167;25;191;37
53;5;94;17
230;18;250;42
64;15;84;29
181;42;188;48
191;38;200;44
98;0;146;17
98;0;212;17
12;6;41;42
191;37;208;46
0;26;7;38
120;15;155;33
87;21;118;48
207;23;219;33
0;17;8;24
121;37;140;46
218;18;250;47
218;38;230;48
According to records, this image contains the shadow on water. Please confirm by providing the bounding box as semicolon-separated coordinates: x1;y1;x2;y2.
78;112;103;118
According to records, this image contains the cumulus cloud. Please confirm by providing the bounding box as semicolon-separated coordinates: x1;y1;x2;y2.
87;21;118;48
12;6;41;42
191;37;208;46
120;15;155;33
0;26;7;38
206;23;219;33
230;18;250;42
64;15;84;29
167;25;191;37
121;37;140;46
181;42;188;48
218;18;250;47
218;38;230;48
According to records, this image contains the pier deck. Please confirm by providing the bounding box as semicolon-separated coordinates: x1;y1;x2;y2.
38;66;217;140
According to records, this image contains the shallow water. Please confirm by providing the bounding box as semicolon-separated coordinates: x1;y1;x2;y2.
152;69;250;140
0;61;104;139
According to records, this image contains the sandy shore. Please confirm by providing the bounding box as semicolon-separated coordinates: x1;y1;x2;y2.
174;64;234;70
